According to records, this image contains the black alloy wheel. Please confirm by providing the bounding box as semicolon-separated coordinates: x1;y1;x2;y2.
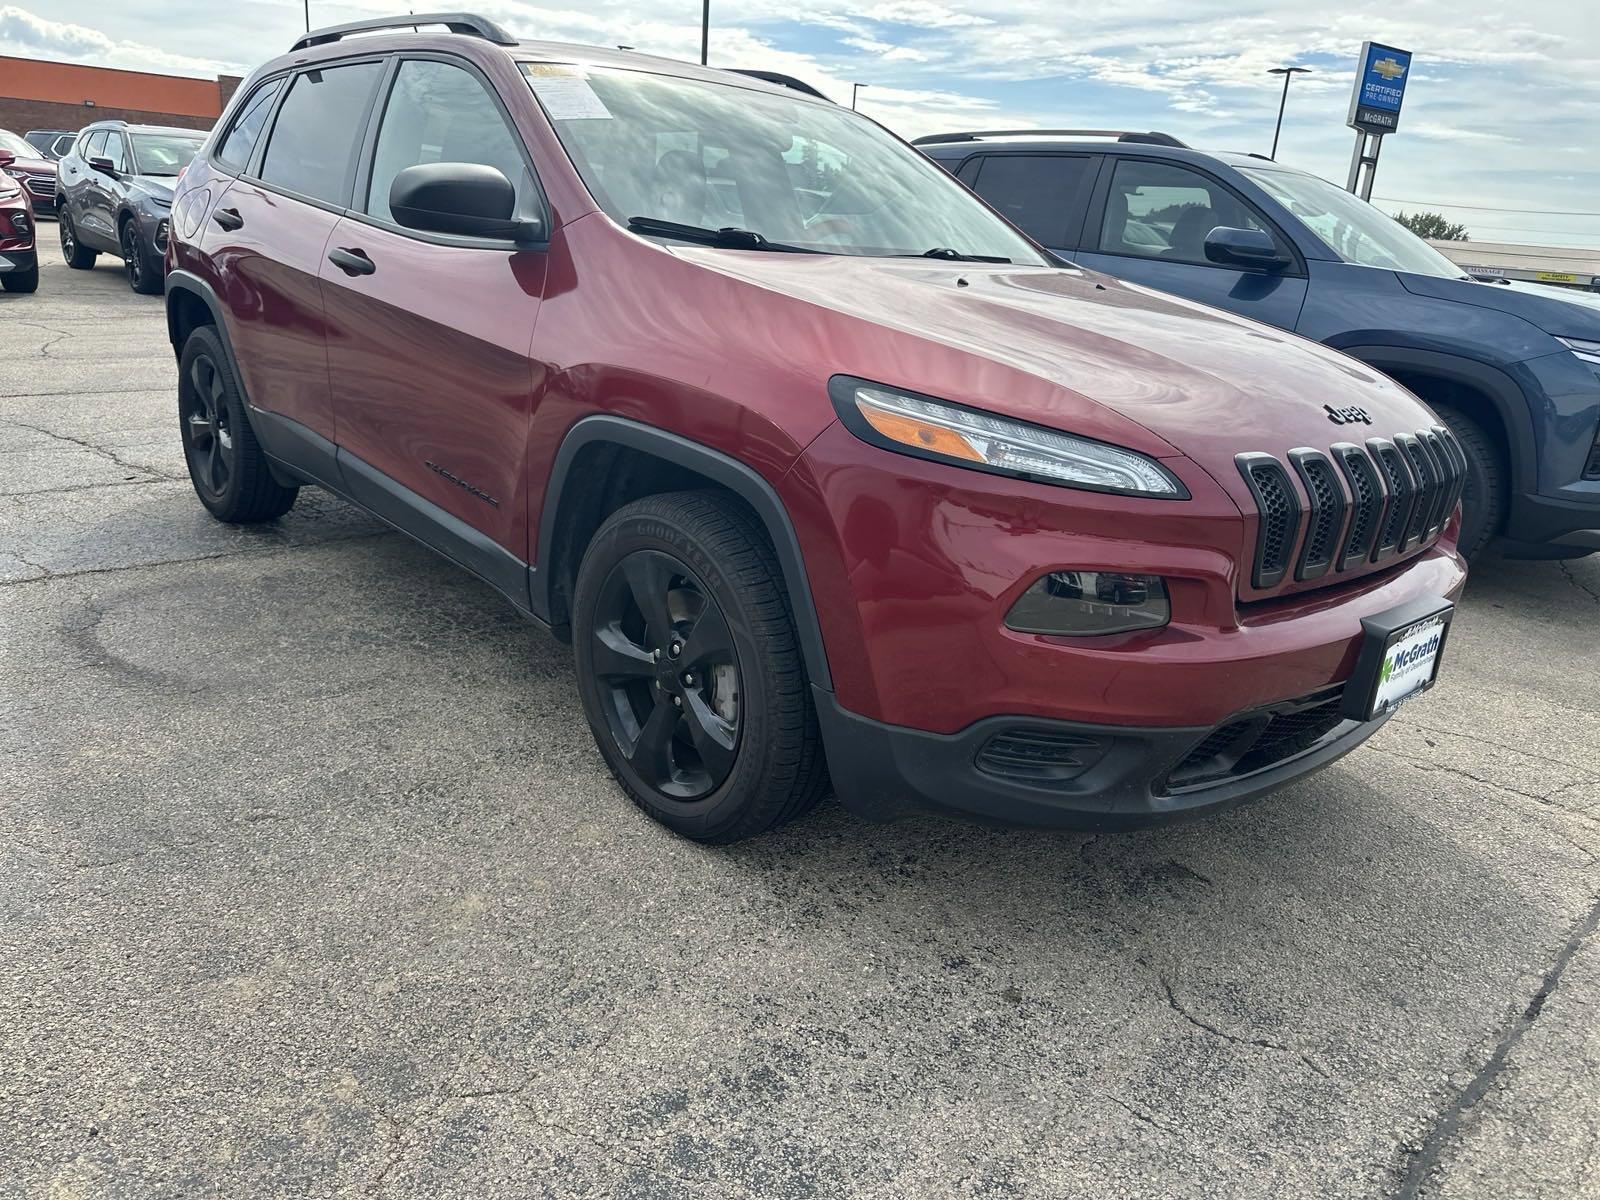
120;221;160;294
182;350;235;500
60;211;96;269
589;548;742;800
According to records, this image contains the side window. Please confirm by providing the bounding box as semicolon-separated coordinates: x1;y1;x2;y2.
1098;159;1272;265
216;77;285;172
365;59;532;225
259;62;382;204
956;156;983;187
100;133;127;172
79;130;105;161
971;154;1095;248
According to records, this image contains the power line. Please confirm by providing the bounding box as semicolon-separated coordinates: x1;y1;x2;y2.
1376;197;1600;217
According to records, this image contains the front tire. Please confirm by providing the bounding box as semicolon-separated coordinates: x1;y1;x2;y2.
178;325;299;523
120;219;161;295
1435;405;1505;560
572;491;828;843
59;211;96;269
0;259;37;293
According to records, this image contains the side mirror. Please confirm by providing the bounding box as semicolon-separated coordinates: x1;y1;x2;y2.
389;162;542;243
1204;226;1289;271
0;150;14;170
89;156;119;178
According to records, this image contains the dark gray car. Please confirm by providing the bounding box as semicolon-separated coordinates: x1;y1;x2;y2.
56;121;207;294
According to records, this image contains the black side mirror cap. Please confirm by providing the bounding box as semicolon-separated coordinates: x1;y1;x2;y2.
1204;226;1289;271
388;162;543;243
88;156;119;178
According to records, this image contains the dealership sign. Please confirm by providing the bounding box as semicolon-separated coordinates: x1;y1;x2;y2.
1348;41;1412;134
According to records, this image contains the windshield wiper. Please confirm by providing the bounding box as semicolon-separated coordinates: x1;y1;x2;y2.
909;247;1013;263
627;216;816;254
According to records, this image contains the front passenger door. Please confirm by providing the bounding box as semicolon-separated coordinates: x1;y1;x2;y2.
1073;158;1307;329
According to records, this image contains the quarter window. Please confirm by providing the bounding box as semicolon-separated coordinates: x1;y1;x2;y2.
216;76;285;172
78;130;106;161
1098;160;1274;266
365;59;531;225
970;154;1095;248
259;62;382;204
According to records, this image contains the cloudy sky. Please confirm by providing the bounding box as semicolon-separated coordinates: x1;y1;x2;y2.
5;0;1598;246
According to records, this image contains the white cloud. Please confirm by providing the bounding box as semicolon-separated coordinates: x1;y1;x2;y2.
0;4;231;75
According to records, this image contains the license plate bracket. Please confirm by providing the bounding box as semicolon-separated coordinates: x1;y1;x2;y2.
1340;596;1454;722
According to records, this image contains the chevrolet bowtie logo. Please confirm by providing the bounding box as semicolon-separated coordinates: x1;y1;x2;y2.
1372;57;1407;81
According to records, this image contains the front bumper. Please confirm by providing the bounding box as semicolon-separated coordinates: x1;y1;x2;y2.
816;683;1388;829
0;249;36;273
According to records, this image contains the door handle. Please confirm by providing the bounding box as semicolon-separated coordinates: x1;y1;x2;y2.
212;207;243;231
328;247;375;276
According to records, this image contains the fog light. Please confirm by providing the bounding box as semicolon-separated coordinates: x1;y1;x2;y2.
155;219;170;251
12;213;30;239
1005;571;1170;636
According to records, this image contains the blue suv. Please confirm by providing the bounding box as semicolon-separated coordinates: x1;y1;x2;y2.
917;130;1600;559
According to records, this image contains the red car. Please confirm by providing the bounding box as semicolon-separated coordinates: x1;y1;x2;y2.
164;15;1467;842
0;146;38;293
0;127;58;218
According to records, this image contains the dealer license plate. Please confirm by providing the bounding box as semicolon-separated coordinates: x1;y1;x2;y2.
1363;609;1450;719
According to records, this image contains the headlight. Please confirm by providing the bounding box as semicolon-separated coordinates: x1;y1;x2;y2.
1558;337;1600;367
1007;570;1170;635
830;378;1187;498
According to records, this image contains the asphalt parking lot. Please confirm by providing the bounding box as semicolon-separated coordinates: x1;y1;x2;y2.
3;249;1598;1200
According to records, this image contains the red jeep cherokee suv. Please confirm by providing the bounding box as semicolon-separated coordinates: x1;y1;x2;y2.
0;143;40;293
164;15;1467;841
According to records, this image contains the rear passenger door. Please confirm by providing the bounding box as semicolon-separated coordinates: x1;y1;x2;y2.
963;152;1099;257
1073;157;1307;328
203;62;383;447
319;54;550;589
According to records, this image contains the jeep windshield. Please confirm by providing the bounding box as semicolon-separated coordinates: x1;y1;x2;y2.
521;63;1047;265
1243;165;1467;280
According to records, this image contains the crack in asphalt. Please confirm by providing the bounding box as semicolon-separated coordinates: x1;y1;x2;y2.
1396;719;1600;780
1395;895;1600;1199
1367;747;1600;828
1558;560;1600;606
1158;973;1331;1079
0;531;393;589
1;416;181;481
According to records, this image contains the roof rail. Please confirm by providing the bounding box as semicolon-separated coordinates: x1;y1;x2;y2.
290;12;517;52
726;69;832;101
911;129;1188;148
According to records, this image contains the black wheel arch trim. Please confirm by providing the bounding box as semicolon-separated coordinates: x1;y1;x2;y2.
535;415;834;693
1336;345;1535;494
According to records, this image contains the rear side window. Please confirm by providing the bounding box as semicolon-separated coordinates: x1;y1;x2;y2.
365;59;531;225
1097;159;1274;265
970;154;1096;248
216;77;285;172
260;62;382;204
955;157;982;187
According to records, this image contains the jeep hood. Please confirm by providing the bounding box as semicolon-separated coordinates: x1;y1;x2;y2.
1398;271;1600;341
682;248;1438;470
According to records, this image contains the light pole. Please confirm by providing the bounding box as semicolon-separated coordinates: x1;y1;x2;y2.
304;0;310;32
1267;66;1310;160
700;0;709;65
851;82;867;110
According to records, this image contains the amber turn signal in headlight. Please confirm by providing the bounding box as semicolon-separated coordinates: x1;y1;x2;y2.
828;377;1187;498
1006;571;1170;636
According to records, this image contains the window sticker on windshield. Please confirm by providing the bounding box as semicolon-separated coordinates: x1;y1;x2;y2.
524;65;613;121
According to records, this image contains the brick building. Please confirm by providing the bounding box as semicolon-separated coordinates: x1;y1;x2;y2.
0;56;242;138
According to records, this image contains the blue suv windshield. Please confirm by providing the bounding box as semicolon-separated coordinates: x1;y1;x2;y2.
1243;166;1467;280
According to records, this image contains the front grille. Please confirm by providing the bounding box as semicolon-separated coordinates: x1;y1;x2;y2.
1164;689;1349;791
975;727;1108;783
1237;425;1462;595
21;175;55;200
